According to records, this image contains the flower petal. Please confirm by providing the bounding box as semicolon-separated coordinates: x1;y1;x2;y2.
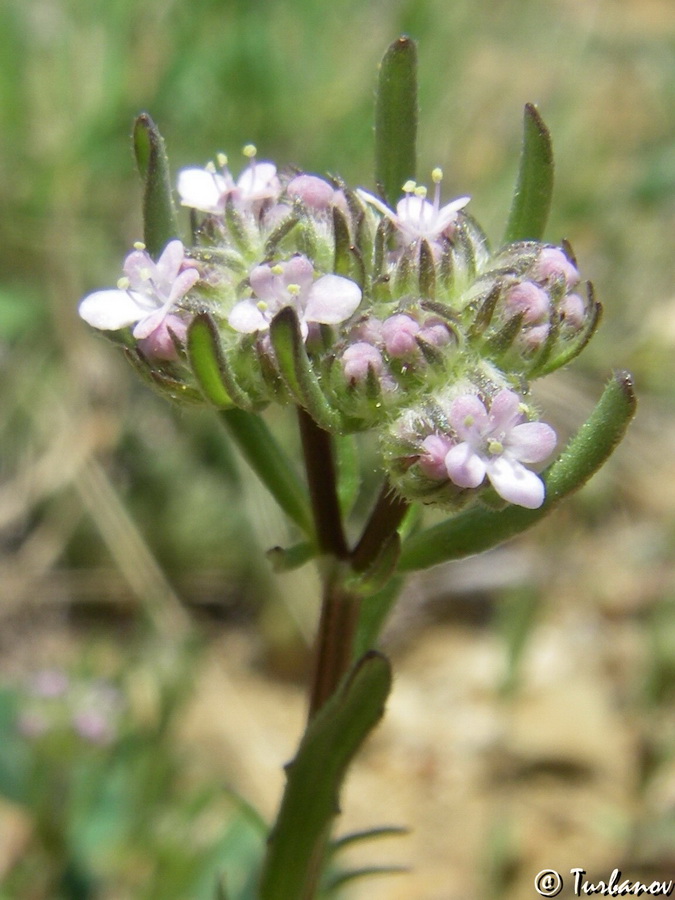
177;168;227;213
228;300;268;333
78;289;147;331
304;274;361;325
485;456;545;508
155;240;185;285
448;395;489;441
487;389;523;432
444;442;486;488
506;422;557;463
237;162;279;200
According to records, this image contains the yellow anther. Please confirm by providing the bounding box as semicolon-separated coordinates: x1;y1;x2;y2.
271;264;284;275
488;439;504;456
216;152;228;168
139;267;152;280
463;414;475;427
117;277;130;290
256;300;268;312
242;143;257;159
414;185;428;199
205;160;217;173
133;241;146;251
402;179;416;193
431;167;443;183
287;283;301;296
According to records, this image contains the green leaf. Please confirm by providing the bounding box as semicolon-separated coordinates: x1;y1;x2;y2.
375;37;417;207
269;307;342;432
187;313;252;410
266;541;316;572
219;408;313;536
133;113;179;259
330;825;408;855
503;103;554;244
398;371;637;571
258;652;392;900
353;576;404;657
323;865;408;893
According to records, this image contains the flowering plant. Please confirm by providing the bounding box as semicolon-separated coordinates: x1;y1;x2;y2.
78;38;635;899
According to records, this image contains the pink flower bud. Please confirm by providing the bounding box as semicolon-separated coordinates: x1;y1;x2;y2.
382;314;420;357
342;342;384;382
504;281;550;324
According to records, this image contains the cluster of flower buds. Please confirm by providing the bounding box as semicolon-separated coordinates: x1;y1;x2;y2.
79;146;601;508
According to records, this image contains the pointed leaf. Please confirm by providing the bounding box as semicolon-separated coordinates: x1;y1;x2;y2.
398;371;637;571
375;37;418;206
330;825;408;855
219;408;313;536
258;652;392;900
503;103;554;244
353;576;405;657
269;307;342;432
323;864;409;893
133;113;179;259
186;314;237;409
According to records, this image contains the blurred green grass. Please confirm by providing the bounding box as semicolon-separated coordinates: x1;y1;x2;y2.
2;0;675;896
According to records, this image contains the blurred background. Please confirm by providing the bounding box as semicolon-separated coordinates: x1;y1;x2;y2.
1;0;675;897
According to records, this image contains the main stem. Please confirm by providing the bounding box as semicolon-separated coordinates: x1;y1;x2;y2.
297;408;358;720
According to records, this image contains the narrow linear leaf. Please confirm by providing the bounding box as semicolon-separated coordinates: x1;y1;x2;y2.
186;314;234;408
353;576;405;657
133;113;179;259
258;652;392;900
375;37;417;207
330;825;409;855
219;408;313;536
323;864;409;893
398;371;636;571
503;103;554;244
269;307;342;432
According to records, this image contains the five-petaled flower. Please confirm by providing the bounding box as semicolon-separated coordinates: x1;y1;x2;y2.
228;255;362;339
358;168;469;253
442;389;557;508
78;240;199;360
177;146;280;215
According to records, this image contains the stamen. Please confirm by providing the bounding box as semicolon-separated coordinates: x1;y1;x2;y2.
488;439;504;456
286;283;301;296
431;167;443;212
216;152;228;169
271;264;284;276
133;241;146;251
463;414;475;427
256;300;268;312
117;277;130;290
414;185;427;199
205;160;217;173
402;180;416;194
242;144;257;160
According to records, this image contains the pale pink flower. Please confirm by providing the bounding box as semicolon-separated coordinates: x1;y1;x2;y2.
533;247;579;289
178;148;280;215
228;256;362;338
78;240;198;359
382;314;421;357
358;169;469;250
444;390;557;509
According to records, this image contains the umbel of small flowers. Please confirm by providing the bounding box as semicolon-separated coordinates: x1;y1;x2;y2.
79;147;599;510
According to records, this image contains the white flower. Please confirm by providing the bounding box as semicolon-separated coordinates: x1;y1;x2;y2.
78;240;198;357
228;255;362;338
358;168;469;249
443;389;557;509
178;146;280;214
